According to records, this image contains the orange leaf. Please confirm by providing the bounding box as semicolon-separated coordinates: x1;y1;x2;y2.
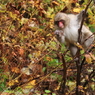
70;0;78;3
46;56;53;61
52;1;60;6
19;48;24;56
30;80;36;86
85;54;92;63
11;67;20;73
74;42;84;49
12;51;17;56
1;92;10;95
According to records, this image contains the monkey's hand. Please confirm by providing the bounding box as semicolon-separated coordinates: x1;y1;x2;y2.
54;30;65;43
54;30;64;37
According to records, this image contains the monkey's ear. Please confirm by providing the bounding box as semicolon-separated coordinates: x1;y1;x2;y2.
77;10;85;22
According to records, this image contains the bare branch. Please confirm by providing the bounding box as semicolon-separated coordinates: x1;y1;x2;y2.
78;0;93;43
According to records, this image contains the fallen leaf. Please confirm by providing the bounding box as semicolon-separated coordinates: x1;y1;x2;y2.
11;67;20;73
52;1;60;6
74;42;84;49
23;80;36;89
19;48;24;56
73;8;80;13
85;54;92;63
1;92;10;95
7;79;19;87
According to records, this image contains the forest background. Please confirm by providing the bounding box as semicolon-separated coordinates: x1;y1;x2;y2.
0;0;95;95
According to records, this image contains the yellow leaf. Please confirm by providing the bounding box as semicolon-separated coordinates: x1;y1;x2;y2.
7;79;19;86
30;80;36;86
15;79;19;83
9;12;17;20
46;56;53;61
7;81;14;86
73;8;80;13
23;80;36;89
52;1;60;6
88;9;93;15
85;54;92;63
74;42;84;49
20;18;28;25
62;0;66;1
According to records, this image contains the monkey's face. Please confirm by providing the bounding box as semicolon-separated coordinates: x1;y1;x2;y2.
54;12;69;29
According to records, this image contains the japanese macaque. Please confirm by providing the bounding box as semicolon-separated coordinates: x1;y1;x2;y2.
54;11;94;56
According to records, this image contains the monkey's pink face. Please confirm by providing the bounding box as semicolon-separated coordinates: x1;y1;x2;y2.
54;20;65;29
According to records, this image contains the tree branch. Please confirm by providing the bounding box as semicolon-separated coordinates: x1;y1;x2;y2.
76;0;93;95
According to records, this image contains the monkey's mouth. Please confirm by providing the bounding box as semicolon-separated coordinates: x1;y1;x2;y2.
55;20;65;29
59;21;65;28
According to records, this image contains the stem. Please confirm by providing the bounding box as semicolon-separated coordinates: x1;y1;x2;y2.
76;0;92;94
59;54;67;95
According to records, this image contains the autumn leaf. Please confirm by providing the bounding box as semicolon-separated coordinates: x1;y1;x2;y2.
78;85;84;93
20;17;28;25
19;48;24;56
7;79;19;86
74;42;84;49
30;80;36;86
70;0;78;3
46;56;53;61
1;92;10;95
85;54;92;63
73;8;81;13
12;51;17;56
23;80;36;89
11;67;20;73
52;1;60;6
9;12;17;20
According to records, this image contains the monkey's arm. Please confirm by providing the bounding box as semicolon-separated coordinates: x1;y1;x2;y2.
81;25;94;48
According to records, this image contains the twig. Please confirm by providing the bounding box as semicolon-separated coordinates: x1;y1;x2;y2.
59;54;67;95
83;69;95;87
76;0;93;95
78;0;93;42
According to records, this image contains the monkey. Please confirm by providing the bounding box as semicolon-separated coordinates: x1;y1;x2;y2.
54;10;94;56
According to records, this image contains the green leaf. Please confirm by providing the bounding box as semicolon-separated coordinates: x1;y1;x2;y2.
43;94;48;95
42;67;46;72
45;90;51;93
52;93;56;95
